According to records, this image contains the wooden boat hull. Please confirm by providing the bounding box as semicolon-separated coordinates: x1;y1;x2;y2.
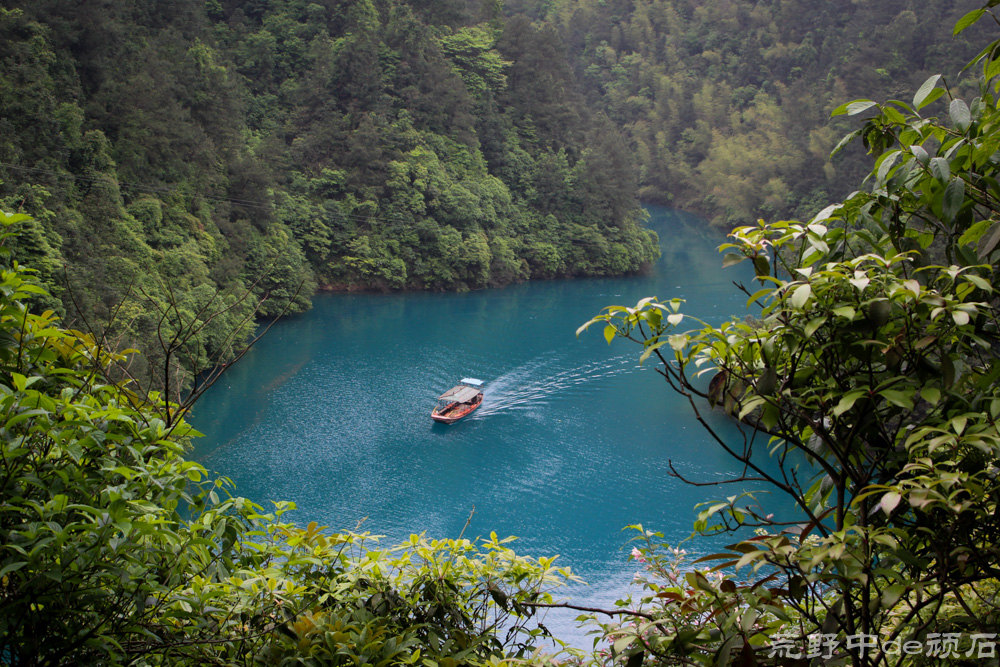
431;393;483;423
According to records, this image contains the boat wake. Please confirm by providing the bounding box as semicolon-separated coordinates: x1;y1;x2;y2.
472;353;636;417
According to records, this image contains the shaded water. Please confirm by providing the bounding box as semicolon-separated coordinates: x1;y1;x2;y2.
190;206;771;645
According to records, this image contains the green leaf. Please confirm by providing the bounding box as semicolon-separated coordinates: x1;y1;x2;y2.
644;307;662;329
755;368;778;395
952;415;968;435
685;571;713;591
958;219;993;246
0;212;32;226
738;396;767;420
833;389;866;417
921;387;941;405
760;403;779;429
603;324;616;345
745;287;773;308
811;203;842;223
10;372;26;392
753;255;770;277
954;9;985;35
950;99;972;132
929;157;950;183
942;178;966;222
908;487;932;510
979;222;1000;257
832;305;856;319
910;144;929;165
881;583;908;609
722;253;746;268
986;58;1000;85
875;150;901;184
918;87;946;111
882;105;906;125
966;274;992;291
880;491;902;515
613;636;634;655
789;284;812;309
0;561;28;578
879;388;915;409
847;100;878;115
639;341;667;364
803;316;827;338
668;333;689;351
831;128;863;156
913;74;943;109
942;355;956;387
833;99;877;116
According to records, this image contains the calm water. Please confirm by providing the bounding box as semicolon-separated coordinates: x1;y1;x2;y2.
190;206;767;644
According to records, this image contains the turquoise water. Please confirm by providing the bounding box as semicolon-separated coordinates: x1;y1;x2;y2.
189;206;767;643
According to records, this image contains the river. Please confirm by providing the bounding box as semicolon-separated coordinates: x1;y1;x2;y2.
190;205;765;646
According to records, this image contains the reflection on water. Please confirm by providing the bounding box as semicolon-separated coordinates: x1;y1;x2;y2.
189;207;782;647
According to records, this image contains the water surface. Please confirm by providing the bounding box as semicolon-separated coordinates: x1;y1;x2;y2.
191;206;769;643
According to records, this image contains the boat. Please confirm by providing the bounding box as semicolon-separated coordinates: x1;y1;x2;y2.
432;378;484;424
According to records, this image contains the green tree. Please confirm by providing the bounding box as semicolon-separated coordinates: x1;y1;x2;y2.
540;0;988;226
438;24;511;99
0;209;575;665
243;222;316;317
1;0;659;386
579;6;1000;665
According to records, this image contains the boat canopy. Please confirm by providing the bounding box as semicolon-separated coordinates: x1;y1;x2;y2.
439;385;482;403
460;378;484;386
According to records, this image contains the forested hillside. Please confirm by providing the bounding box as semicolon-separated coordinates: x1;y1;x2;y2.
580;1;1000;660
516;0;990;226
6;0;1000;663
1;0;992;387
0;0;657;388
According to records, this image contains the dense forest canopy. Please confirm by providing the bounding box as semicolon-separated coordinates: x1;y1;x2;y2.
0;0;658;388
517;0;991;226
1;0;992;386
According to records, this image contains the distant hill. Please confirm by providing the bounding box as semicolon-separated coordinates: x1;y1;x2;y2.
514;0;989;226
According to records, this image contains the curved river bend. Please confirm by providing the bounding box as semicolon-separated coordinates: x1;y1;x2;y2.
190;206;761;643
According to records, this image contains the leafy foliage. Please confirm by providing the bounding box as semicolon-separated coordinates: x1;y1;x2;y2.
579;5;1000;665
0;210;574;664
0;0;658;388
516;0;990;227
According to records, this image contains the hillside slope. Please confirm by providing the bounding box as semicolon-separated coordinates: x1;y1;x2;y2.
0;0;658;386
